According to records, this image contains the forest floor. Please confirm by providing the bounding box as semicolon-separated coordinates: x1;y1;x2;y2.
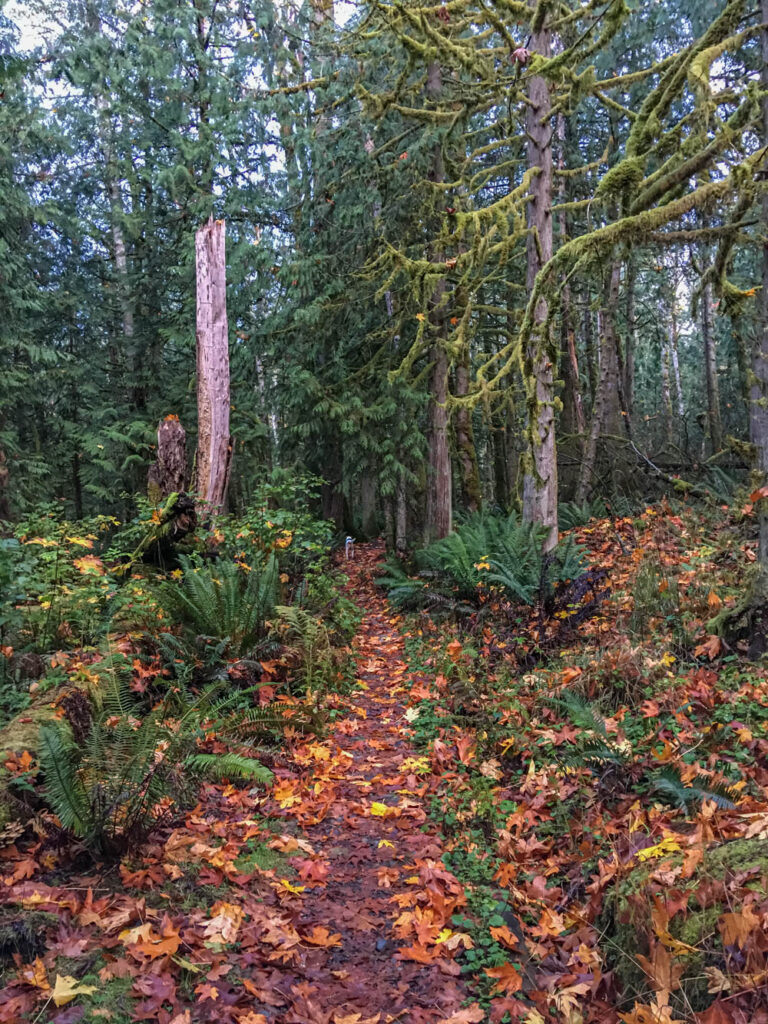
3;511;768;1024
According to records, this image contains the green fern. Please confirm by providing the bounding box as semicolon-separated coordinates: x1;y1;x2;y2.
652;765;740;811
162;554;278;658
37;664;283;856
378;513;587;614
37;722;90;835
274;604;334;690
185;753;273;785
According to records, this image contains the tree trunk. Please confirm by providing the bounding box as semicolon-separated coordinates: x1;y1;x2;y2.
521;10;557;549
360;474;377;539
557;114;585;442
575;262;622;505
702;280;723;454
424;60;452;542
624;253;636;421
195;218;231;518
454;353;481;514
583;289;597;412
425;343;452;541
383;497;395;550
755;0;768;580
600;261;624;438
396;476;407;553
0;450;9;521
661;333;673;448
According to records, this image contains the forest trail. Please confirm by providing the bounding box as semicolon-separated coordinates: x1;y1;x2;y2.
255;541;473;1023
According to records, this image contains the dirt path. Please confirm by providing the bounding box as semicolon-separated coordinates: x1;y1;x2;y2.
253;542;472;1023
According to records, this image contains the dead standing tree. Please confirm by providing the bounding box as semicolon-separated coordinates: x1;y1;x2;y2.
195;217;232;521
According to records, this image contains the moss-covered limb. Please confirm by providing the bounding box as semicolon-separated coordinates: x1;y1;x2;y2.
689;24;764;95
630;96;757;215
626;0;747;157
647;220;757;245
710;190;762;313
515;153;760;369
533;0;628;81
554;139;611;177
593;51;682;92
261;73;337;97
591;87;637;121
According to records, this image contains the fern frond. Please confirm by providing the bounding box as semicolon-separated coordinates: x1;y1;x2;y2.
185;753;273;785
38;722;90;836
653;765;740;811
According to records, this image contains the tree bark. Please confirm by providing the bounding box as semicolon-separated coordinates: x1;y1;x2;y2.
425;342;452;541
424;60;452;542
624;253;636;421
454;353;481;514
575;262;622;505
521;9;557;549
583;288;597;412
396;476;407;553
0;450;9;521
557;114;585;441
661;332;673;448
195;218;231;518
702;279;723;454
360;474;377;539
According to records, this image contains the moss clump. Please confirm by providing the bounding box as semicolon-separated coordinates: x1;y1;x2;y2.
603;838;768;1012
595;157;645;200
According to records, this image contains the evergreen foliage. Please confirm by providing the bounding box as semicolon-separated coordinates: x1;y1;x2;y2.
38;661;284;855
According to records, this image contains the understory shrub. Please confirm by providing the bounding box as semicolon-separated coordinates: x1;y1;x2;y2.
38;656;305;856
160;553;278;661
379;511;587;615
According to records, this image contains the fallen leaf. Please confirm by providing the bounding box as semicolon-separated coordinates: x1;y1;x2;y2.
52;974;98;1007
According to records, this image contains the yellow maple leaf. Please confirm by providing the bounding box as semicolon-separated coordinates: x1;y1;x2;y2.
636;836;682;862
52;974;98;1007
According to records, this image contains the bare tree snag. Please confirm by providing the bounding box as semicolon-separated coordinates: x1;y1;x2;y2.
195;217;232;519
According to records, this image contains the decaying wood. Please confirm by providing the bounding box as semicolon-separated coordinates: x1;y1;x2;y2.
195;217;232;520
148;415;188;502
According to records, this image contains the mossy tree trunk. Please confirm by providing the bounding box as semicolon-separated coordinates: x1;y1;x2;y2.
702;279;723;454
454;351;481;514
0;449;9;521
424;60;452;542
576;261;622;504
521;9;557;550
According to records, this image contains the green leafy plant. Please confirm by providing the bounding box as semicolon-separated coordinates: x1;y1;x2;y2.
274;604;335;695
37;657;292;855
652;765;740;811
378;512;587;614
161;553;278;660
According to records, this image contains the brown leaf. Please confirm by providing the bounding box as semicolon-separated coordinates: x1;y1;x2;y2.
719;905;760;948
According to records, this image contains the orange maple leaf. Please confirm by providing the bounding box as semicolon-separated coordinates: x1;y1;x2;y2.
485;961;523;995
302;926;342;947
